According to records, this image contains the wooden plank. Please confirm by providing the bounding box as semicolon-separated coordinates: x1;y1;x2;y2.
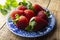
0;0;60;40
0;13;6;29
29;0;50;8
47;0;60;40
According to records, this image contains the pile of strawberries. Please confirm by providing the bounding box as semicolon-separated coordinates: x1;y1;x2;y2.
10;4;49;31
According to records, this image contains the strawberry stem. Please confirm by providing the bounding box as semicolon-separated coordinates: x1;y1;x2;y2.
15;14;20;19
44;11;50;17
25;18;36;31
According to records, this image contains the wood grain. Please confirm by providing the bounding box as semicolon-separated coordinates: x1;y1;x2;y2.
0;0;60;40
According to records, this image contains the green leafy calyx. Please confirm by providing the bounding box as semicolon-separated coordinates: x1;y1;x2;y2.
25;18;36;31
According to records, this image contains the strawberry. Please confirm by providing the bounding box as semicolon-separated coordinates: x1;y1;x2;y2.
16;16;28;29
33;4;45;14
10;10;24;19
24;10;35;21
17;5;27;10
37;11;48;21
26;16;48;31
33;16;48;31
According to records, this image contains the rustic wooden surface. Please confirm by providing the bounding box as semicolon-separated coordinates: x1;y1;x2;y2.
0;0;60;40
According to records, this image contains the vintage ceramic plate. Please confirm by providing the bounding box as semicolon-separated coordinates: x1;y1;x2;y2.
6;8;56;38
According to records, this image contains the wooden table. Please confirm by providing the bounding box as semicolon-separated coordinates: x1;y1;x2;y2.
0;0;60;40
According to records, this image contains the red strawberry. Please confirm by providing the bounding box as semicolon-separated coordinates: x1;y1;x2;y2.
37;11;48;21
33;4;45;13
17;5;27;10
10;10;24;19
30;16;48;31
16;16;28;29
24;10;35;21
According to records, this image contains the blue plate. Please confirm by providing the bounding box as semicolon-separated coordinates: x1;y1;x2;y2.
6;9;56;38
